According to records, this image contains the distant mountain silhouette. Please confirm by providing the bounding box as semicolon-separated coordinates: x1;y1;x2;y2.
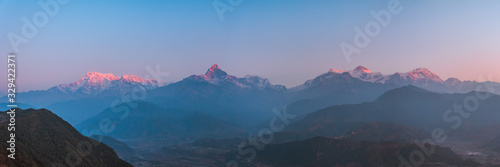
287;70;397;117
4;64;499;128
76;101;247;149
46;96;118;125
0;109;132;167
279;85;500;142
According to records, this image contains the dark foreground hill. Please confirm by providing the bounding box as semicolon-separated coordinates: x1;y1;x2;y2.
0;109;132;167
252;137;481;167
145;138;243;167
339;122;431;143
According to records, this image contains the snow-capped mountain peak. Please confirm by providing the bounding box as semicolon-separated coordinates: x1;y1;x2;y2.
335;66;444;84
77;72;119;86
398;68;443;83
206;63;220;73
205;63;219;76
347;66;385;83
328;66;383;82
121;75;153;83
58;72;159;94
204;63;232;79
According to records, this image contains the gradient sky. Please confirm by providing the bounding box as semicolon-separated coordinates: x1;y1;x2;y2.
0;0;499;92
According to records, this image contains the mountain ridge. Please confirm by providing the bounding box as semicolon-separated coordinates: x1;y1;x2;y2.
0;108;132;167
57;71;159;95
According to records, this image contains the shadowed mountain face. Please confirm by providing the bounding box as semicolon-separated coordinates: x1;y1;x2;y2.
278;85;500;142
251;137;481;167
286;71;398;117
0;109;132;167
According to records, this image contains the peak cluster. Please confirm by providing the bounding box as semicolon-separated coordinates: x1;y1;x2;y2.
57;72;158;95
328;66;443;84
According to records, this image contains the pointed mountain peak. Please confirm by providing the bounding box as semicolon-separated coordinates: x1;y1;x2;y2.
205;63;221;74
204;63;228;78
353;66;372;73
209;63;219;71
191;63;272;89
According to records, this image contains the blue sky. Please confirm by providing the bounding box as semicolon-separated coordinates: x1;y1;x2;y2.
0;0;499;92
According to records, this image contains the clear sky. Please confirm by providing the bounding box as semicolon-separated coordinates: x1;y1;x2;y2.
0;0;499;92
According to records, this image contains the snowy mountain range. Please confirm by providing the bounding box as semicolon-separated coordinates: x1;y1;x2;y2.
328;66;443;85
2;72;160;108
293;66;499;94
3;64;499;109
56;72;159;95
